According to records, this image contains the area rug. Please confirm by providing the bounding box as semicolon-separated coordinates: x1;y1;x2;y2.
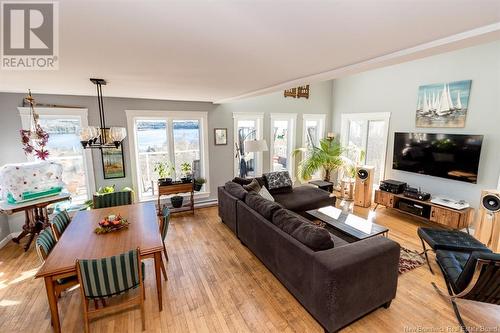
399;247;426;274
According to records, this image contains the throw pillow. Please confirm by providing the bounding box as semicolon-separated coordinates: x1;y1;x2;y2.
291;223;334;251
245;193;282;220
258;186;275;202
232;177;253;186
243;178;261;193
224;181;248;200
263;171;293;194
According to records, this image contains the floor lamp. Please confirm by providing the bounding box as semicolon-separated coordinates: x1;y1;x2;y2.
241;139;268;178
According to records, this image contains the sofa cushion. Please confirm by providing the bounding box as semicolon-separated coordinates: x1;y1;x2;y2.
272;209;334;251
245;192;282;220
263;171;293;194
273;186;333;212
243;178;261;193
224;181;247;200
258;186;275;201
292;223;335;251
232;177;265;187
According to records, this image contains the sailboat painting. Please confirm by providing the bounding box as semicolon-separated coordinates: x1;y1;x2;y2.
415;80;472;128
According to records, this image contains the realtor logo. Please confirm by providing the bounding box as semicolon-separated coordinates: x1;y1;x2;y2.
1;1;59;69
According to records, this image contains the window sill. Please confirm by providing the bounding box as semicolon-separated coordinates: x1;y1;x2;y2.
138;191;210;203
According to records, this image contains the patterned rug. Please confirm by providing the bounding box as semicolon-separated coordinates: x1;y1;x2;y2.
399;247;426;274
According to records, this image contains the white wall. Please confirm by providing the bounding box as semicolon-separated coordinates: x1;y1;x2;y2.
331;41;500;207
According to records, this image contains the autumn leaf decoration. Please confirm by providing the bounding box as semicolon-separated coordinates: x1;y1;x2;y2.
20;90;50;160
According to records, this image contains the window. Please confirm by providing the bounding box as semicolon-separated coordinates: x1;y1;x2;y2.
340;112;391;186
302;114;326;180
270;113;297;176
233;112;263;178
18;107;95;203
126;111;209;201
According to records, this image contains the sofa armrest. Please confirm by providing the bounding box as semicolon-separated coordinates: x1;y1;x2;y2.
217;186;239;235
311;236;400;332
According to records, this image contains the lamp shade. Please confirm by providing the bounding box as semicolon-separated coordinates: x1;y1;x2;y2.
244;139;268;153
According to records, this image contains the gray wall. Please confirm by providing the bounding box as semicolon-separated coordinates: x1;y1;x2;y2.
331;41;500;208
0;80;332;236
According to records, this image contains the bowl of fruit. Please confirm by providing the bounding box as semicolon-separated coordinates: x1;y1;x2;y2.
94;213;129;234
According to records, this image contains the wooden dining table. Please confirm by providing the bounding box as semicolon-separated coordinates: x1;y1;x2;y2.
35;201;164;333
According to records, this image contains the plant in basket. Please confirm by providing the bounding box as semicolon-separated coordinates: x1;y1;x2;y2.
95;213;130;234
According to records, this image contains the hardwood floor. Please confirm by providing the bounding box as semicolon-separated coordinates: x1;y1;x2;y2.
0;205;498;332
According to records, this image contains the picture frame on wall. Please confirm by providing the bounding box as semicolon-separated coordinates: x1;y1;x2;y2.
214;128;228;145
101;128;126;179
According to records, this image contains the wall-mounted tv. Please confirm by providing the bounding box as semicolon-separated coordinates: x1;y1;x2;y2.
392;132;483;184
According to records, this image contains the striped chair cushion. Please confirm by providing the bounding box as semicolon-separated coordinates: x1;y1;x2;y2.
93;191;133;209
51;211;71;235
36;228;56;258
78;249;143;299
161;207;170;241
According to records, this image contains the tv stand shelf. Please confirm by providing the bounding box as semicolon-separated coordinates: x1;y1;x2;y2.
374;190;473;230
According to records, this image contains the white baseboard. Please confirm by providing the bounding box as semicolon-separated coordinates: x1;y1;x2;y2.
195;199;218;208
0;232;21;249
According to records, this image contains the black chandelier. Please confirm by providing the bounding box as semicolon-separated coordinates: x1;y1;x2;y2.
79;78;126;149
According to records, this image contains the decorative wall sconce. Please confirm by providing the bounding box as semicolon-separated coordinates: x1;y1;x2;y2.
284;85;310;99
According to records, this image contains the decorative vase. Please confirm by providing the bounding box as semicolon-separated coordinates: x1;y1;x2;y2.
171;195;183;208
158;178;172;186
194;183;203;191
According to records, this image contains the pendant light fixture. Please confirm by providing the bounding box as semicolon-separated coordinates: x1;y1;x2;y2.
79;78;127;149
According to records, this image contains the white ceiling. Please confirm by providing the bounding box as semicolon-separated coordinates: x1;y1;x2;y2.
1;0;499;102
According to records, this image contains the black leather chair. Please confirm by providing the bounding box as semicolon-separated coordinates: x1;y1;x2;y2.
417;227;491;273
433;250;500;333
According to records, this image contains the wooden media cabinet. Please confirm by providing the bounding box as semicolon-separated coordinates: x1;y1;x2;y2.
374;189;473;230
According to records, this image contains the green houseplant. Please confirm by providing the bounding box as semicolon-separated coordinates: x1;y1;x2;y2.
293;137;346;182
154;161;174;185
194;177;206;191
180;162;192;183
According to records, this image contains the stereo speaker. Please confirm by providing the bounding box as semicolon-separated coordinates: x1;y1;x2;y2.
474;190;500;252
354;166;374;208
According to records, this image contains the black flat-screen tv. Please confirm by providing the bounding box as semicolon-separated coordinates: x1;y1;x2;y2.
392;132;483;184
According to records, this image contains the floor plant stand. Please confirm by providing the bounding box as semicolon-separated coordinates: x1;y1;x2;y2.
157;181;194;214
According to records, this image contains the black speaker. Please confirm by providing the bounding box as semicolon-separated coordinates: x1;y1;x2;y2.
482;194;500;213
357;169;369;181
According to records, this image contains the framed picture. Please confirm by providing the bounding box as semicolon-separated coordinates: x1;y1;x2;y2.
415;80;472;128
101;146;125;179
214;128;227;145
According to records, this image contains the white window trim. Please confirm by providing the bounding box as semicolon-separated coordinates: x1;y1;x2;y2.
301;114;326;180
233;112;264;177
269;113;297;178
125;110;210;202
18;107;96;199
340;112;391;183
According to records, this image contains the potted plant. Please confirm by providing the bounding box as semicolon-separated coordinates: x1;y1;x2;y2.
154;161;174;185
180;162;192;183
292;137;346;182
194;177;206;191
171;195;184;208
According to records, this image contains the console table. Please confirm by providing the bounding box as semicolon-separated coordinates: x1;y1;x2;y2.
157;181;194;214
374;189;473;230
0;193;71;251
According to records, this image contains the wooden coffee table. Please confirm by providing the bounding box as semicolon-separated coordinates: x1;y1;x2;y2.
306;206;388;242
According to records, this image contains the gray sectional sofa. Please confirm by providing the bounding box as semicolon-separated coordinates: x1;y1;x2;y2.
218;178;400;333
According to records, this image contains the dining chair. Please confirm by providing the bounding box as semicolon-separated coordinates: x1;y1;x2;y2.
35;228;78;297
76;248;146;333
50;210;71;241
92;191;133;209
160;206;170;262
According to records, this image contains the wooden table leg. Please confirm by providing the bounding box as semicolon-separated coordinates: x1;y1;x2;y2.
44;276;61;333
154;252;163;311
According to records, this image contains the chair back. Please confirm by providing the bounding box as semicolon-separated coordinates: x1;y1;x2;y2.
463;254;500;305
77;248;142;299
51;211;71;239
160;206;170;241
93;191;133;209
36;228;57;261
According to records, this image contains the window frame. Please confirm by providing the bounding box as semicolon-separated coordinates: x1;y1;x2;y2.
18;107;96;201
340;112;391;185
232;112;264;177
301;114;326;180
269;113;297;178
126;110;210;202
